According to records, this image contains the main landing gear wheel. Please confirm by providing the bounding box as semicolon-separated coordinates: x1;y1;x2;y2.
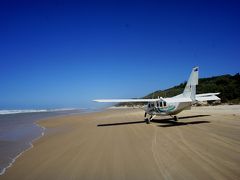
173;116;178;121
145;118;150;124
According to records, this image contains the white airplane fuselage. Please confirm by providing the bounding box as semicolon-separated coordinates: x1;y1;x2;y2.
144;101;192;116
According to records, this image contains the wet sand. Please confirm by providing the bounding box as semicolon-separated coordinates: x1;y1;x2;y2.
1;105;240;180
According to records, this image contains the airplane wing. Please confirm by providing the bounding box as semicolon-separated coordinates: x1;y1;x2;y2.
93;99;159;103
94;97;193;103
94;93;220;103
196;93;221;101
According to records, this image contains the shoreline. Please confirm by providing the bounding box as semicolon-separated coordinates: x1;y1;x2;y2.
0;109;125;177
0;123;46;176
0;122;46;176
0;109;93;176
1;105;240;179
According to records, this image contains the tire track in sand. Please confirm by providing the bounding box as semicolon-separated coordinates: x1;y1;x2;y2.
150;124;172;180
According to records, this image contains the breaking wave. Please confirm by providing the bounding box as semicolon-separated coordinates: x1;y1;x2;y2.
0;108;77;115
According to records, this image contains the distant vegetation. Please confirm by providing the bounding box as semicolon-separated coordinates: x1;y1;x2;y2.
118;73;240;106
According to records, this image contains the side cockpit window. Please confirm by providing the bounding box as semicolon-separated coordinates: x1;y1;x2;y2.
163;101;166;107
148;103;154;108
160;101;163;107
159;101;166;107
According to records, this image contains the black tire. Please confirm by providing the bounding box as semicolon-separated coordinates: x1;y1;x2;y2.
145;118;150;124
174;116;178;121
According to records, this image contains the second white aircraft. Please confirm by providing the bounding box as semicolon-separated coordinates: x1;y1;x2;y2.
94;67;220;124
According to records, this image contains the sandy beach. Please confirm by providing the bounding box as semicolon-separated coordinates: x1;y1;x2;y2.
1;105;240;180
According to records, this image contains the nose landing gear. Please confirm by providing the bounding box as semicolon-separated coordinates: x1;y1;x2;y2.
144;113;156;124
144;113;150;124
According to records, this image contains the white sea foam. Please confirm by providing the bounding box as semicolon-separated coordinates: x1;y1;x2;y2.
0;109;47;115
0;108;78;115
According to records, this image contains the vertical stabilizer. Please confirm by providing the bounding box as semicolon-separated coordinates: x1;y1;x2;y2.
183;67;199;100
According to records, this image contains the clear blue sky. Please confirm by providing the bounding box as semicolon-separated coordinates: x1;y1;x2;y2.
0;0;240;109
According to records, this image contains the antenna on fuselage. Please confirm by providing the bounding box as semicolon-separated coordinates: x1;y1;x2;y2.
152;92;155;99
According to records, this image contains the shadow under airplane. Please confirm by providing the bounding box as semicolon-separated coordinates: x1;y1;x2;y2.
97;115;210;127
98;120;145;127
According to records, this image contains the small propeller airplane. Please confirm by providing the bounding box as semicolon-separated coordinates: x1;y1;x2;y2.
94;67;220;124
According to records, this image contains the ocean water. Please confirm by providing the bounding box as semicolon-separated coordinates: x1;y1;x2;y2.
0;109;88;175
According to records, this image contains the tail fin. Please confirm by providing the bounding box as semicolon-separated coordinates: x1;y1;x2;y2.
183;67;199;100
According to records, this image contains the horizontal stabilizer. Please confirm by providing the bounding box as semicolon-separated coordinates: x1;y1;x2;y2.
196;93;220;97
163;97;193;103
196;93;221;101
